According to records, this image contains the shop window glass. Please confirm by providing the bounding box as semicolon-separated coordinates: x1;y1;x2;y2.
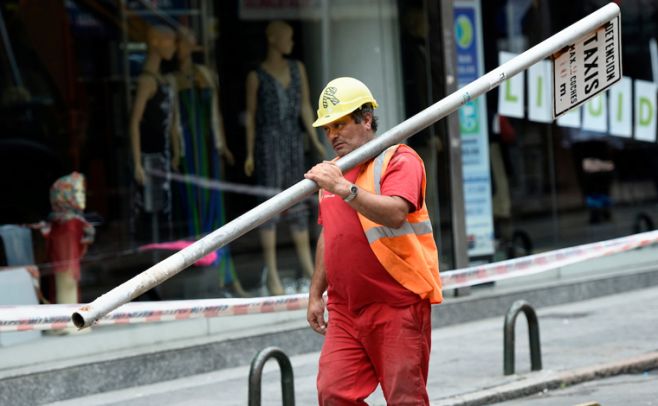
482;0;658;263
0;0;407;304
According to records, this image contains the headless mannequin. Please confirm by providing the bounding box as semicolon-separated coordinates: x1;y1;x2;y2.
130;25;178;186
244;21;324;295
175;28;248;297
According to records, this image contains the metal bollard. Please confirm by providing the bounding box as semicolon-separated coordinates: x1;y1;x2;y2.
503;300;542;375
248;346;295;406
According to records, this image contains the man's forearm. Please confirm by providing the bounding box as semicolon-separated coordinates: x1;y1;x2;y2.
346;189;409;229
310;232;327;299
304;163;409;229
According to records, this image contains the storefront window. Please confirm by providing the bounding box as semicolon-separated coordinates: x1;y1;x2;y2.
482;0;658;260
6;0;652;308
0;0;412;304
218;0;404;296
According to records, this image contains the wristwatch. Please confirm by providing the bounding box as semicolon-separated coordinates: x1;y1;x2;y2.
343;183;358;202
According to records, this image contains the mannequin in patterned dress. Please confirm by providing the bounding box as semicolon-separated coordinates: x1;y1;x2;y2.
244;21;325;295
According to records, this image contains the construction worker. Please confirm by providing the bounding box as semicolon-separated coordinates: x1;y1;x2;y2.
304;77;443;405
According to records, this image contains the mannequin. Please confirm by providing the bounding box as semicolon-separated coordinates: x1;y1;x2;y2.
244;21;324;295
45;172;94;304
129;25;178;243
174;28;247;297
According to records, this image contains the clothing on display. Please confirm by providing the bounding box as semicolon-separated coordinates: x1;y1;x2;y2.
254;59;308;230
175;64;236;287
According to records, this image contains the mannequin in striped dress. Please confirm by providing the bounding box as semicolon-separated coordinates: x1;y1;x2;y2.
174;28;247;297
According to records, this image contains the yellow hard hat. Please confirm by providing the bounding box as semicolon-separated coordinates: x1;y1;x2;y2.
312;77;378;127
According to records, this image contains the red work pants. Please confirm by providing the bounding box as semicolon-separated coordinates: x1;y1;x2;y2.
317;300;432;405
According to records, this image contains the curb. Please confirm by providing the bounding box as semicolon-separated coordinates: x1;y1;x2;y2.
431;352;658;406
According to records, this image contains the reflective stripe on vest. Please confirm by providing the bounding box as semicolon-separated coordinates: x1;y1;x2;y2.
365;220;433;244
373;150;387;195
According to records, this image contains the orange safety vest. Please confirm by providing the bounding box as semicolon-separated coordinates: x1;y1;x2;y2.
354;144;443;304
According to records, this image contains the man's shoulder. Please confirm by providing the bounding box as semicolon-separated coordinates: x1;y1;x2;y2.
395;144;417;154
390;144;422;166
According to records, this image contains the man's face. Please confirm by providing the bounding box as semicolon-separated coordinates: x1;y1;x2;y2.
322;113;374;157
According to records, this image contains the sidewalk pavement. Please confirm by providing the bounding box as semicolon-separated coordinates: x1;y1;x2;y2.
491;368;658;405
47;282;658;406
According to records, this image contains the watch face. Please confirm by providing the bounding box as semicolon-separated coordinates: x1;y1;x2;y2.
344;184;358;202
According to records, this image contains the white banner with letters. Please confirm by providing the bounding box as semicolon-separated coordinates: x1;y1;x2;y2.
608;76;633;138
582;93;608;132
608;76;632;138
498;52;524;118
634;80;657;142
528;60;553;123
557;106;581;128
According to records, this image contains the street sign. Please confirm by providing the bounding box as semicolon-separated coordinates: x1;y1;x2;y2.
553;15;621;118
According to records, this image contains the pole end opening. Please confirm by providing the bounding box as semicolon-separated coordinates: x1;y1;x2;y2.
71;312;86;329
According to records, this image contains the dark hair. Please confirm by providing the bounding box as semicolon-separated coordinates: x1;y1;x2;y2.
351;103;378;132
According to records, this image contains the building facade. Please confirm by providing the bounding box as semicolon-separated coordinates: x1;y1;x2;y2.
0;0;656;302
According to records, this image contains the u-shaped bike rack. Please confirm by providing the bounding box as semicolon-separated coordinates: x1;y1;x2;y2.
504;300;542;375
248;346;295;406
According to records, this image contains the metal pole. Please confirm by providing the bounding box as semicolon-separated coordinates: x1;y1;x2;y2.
321;0;330;84
438;0;469;271
72;3;621;328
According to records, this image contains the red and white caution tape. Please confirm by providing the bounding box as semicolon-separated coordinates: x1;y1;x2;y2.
0;294;308;332
1;230;658;332
440;229;658;289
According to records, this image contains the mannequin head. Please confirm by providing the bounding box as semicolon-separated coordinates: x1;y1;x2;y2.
50;172;86;214
177;26;198;63
146;25;176;61
265;20;294;55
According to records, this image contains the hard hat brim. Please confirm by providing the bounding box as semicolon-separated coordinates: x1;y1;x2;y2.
312;99;378;127
312;111;352;127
